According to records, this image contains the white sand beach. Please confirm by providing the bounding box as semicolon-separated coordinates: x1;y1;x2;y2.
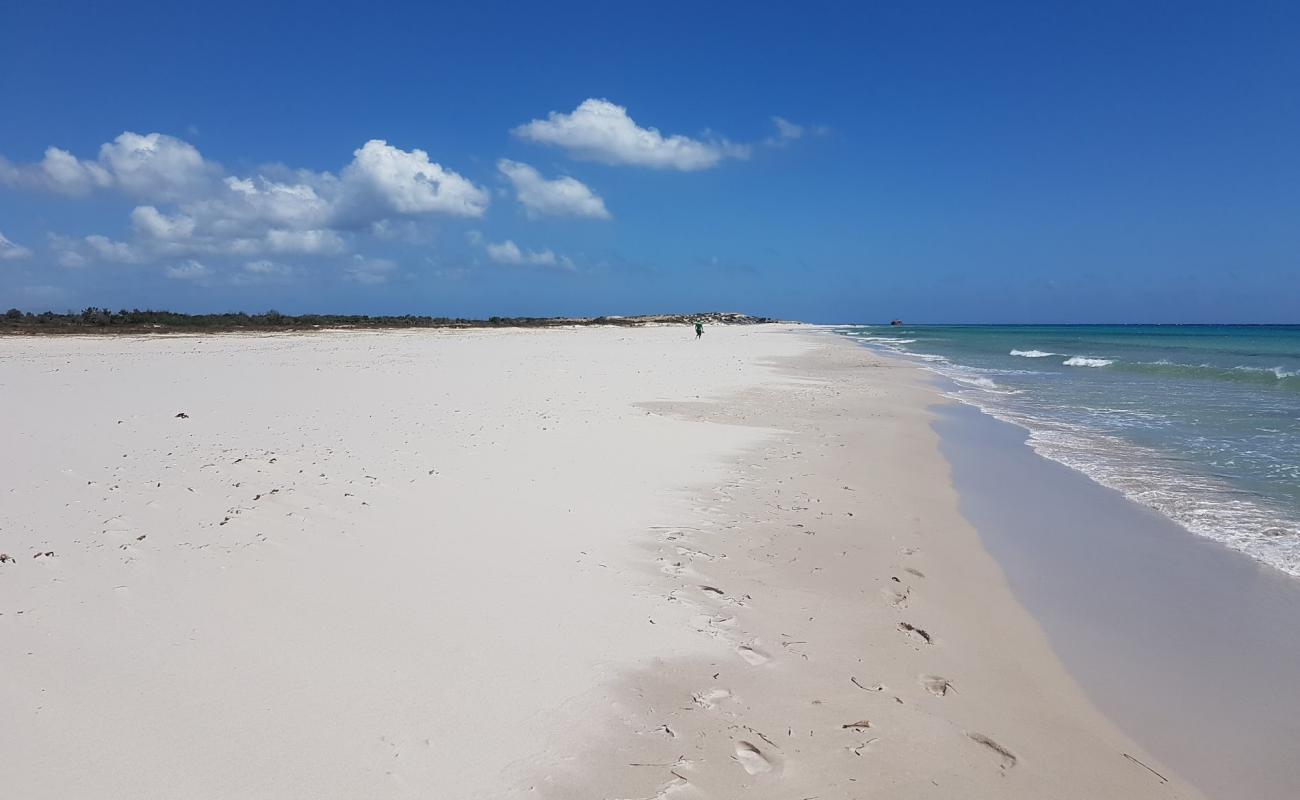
0;326;1200;798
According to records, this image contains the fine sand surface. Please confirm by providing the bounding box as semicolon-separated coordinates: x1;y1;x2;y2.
0;326;1199;798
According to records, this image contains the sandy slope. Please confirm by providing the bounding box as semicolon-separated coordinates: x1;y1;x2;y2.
0;326;1198;798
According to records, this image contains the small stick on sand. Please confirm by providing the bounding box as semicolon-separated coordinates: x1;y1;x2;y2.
1123;753;1169;783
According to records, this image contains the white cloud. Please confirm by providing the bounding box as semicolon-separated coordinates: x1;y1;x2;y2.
84;234;141;263
38;147;114;194
484;239;575;271
164;259;212;280
369;219;433;243
98;132;215;200
771;117;803;142
0;231;32;260
131;205;197;240
8;133;489;273
497;159;610;219
339;140;489;220
0;147;112;195
512;98;749;171
48;234;88;268
764;117;828;147
0;133;213;199
209;175;335;230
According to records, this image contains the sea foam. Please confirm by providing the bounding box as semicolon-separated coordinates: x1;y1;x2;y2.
1009;349;1057;358
1063;356;1114;367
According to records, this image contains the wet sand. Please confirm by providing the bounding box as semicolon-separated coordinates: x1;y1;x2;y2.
937;401;1300;800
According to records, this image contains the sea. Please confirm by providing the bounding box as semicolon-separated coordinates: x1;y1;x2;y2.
838;325;1300;578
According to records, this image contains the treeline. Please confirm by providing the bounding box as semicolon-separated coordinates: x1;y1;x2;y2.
2;307;773;333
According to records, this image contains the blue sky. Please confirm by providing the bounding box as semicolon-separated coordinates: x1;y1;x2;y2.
2;1;1297;322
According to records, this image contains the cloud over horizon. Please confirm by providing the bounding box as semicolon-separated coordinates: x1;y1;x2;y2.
0;104;795;298
484;238;575;271
1;133;490;277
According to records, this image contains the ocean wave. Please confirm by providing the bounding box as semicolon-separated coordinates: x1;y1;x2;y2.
950;375;1003;391
859;338;917;345
1116;361;1300;389
942;393;1300;578
1009;349;1057;358
1063;356;1114;367
1242;365;1299;379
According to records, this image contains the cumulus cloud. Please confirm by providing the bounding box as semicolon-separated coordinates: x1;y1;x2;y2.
0;147;113;195
0;133;213;199
131;205;197;240
84;235;141;263
484;239;575;271
164;259;212;280
512;98;749;170
497;159;610;219
0;231;32;260
98;132;215;200
207;175;335;230
339;140;489;220
5;134;488;272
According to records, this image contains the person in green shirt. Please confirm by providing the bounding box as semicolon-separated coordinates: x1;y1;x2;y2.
694;321;704;340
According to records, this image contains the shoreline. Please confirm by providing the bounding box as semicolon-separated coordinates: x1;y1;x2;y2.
526;330;1200;798
0;326;1220;797
937;400;1300;799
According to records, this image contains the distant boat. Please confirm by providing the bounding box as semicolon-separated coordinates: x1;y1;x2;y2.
890;319;903;326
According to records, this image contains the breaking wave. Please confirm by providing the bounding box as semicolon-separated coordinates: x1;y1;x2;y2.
1009;349;1057;358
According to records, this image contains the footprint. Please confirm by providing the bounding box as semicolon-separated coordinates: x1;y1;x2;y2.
689;613;736;640
691;688;731;709
883;586;910;609
966;732;1017;769
898;622;933;645
733;741;773;775
904;566;925;579
920;675;954;696
736;644;770;665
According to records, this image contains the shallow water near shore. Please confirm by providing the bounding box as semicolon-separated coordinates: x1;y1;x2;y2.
840;325;1300;577
935;401;1300;800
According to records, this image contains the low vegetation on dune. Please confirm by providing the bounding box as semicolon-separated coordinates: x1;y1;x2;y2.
1;307;775;334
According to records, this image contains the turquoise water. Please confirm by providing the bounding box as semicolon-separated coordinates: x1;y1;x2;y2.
839;325;1300;577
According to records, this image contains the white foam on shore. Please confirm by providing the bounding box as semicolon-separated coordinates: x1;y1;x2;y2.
840;329;1300;579
949;395;1300;578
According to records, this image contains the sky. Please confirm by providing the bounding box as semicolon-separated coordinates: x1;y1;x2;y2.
1;1;1297;323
